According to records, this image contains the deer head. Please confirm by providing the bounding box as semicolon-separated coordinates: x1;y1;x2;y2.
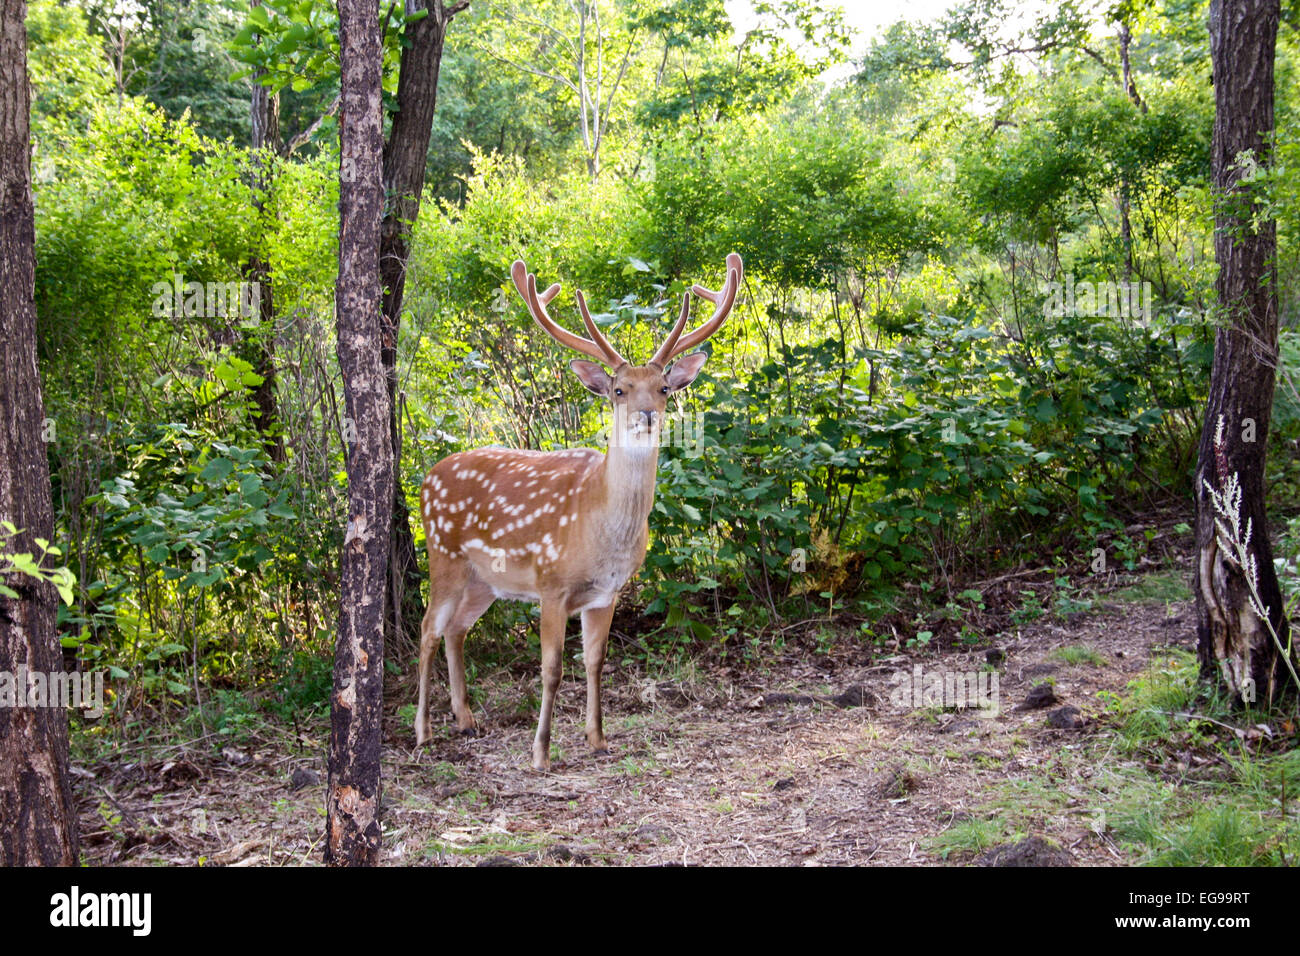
509;254;742;452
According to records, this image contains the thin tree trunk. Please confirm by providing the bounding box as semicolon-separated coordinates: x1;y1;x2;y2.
244;6;284;462
379;0;465;656
0;0;79;865
1194;0;1293;706
326;0;392;867
1116;23;1145;284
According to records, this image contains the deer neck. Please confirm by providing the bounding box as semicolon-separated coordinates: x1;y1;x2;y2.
590;441;659;547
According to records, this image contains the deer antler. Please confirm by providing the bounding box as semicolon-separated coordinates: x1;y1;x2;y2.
648;252;742;368
511;260;627;369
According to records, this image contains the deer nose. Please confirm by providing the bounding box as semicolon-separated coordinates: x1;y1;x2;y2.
638;409;658;427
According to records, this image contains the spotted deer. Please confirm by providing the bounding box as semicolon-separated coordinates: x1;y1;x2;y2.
414;254;742;770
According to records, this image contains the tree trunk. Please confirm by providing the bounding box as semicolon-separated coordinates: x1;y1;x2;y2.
379;0;465;656
243;8;284;463
0;0;79;866
1194;0;1293;706
326;0;392;867
1116;23;1145;284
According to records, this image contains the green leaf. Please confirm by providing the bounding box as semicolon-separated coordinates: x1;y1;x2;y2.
199;458;234;484
8;553;39;575
53;571;74;605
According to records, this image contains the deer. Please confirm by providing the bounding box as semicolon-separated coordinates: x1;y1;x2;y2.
414;253;742;770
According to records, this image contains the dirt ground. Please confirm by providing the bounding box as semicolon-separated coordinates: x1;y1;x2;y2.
74;576;1198;867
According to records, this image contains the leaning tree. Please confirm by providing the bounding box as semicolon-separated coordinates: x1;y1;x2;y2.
231;0;469;654
1193;0;1297;706
379;1;468;655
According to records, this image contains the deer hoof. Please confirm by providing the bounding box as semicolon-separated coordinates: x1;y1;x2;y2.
454;713;478;736
415;719;432;747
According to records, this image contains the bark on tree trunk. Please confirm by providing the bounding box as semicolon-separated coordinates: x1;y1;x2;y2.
379;0;465;655
0;0;79;866
1194;0;1294;706
326;0;393;867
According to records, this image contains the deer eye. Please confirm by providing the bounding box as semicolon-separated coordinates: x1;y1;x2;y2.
614;388;624;397
660;386;669;394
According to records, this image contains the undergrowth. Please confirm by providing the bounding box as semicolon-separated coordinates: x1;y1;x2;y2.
933;648;1300;866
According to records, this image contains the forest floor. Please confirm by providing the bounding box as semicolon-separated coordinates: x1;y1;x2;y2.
73;560;1247;867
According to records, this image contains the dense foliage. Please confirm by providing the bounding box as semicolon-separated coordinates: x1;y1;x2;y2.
25;0;1300;721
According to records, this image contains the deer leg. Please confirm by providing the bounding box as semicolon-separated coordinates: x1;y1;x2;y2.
532;599;567;771
444;576;495;735
415;600;444;747
443;630;475;735
581;603;615;753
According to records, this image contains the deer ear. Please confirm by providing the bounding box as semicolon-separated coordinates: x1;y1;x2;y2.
664;351;708;393
569;360;612;397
